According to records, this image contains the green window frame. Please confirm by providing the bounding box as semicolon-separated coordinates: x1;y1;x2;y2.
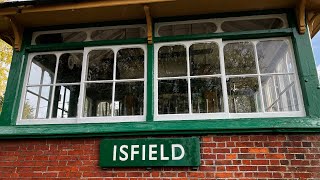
1;9;320;138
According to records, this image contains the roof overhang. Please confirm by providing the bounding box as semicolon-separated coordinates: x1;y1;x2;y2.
0;0;319;51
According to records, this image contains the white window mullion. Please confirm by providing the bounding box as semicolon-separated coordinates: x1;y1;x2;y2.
186;43;192;114
111;48;117;117
253;41;265;113
78;49;88;120
48;54;59;119
220;41;229;116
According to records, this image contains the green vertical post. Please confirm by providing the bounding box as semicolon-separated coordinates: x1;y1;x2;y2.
0;31;31;125
292;27;320;117
146;43;154;122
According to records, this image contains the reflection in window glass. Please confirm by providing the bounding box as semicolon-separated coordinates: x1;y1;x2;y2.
83;83;113;117
227;77;261;113
261;75;299;112
57;53;83;83
224;42;256;75
114;82;144;116
158;79;188;114
158;45;187;77
257;40;293;74
158;22;217;36
190;42;220;75
22;86;53;119
221;18;284;32
91;27;146;41
191;78;223;113
117;48;144;79
35;31;87;45
28;54;56;85
87;49;114;81
52;85;80;118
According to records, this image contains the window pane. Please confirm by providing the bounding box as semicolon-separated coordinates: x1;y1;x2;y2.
158;23;217;36
116;48;144;79
22;86;52;119
114;82;144;116
158;79;188;114
227;77;261;113
87;49;114;81
191;78;223;113
83;83;113;117
221;18;284;32
261;75;299;112
22;91;38;119
190;42;220;75
257;40;294;74
52;85;80;118
158;45;187;77
35;31;87;44
224;42;256;75
28;54;56;85
91;27;146;41
56;53;83;83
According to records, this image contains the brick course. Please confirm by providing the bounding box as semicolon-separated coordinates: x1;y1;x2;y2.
0;134;320;179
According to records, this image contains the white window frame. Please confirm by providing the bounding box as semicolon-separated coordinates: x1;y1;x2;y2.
17;44;147;125
154;37;305;121
31;24;147;45
155;14;288;37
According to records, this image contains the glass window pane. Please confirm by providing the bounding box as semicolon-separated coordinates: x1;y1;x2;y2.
261;75;299;112
227;77;261;113
83;83;113;117
224;42;256;75
28;54;56;85
158;22;217;36
52;85;80;118
56;53;83;83
22;86;52;119
22;91;38;119
35;31;87;44
221;18;284;32
114;81;144;116
190;42;220;75
87;49;114;81
158;79;189;114
91;27;146;41
191;78;223;113
116;48;144;79
158;45;187;77
257;40;293;74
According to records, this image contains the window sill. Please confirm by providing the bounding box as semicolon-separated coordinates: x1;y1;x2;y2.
1;117;320;139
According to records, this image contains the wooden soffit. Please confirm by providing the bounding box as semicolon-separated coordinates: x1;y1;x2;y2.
0;0;320;49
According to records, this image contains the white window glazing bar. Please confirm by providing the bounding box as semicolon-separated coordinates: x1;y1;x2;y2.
219;40;229;115
186;43;192;114
253;41;265;113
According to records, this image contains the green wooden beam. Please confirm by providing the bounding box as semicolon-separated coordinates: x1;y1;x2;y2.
154;29;293;43
0;117;320;139
146;44;154;122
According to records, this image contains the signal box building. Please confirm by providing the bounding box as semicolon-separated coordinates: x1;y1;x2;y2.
0;0;320;179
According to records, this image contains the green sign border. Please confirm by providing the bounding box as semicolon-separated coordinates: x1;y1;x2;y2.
100;137;200;167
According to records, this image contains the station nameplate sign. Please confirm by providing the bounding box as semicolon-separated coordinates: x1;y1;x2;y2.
100;137;200;167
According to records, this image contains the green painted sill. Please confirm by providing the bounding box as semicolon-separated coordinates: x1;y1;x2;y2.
0;117;320;139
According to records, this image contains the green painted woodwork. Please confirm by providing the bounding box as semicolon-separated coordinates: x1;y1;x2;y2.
1;117;320;139
1;9;320;138
154;29;293;43
26;38;147;52
291;27;320;117
0;31;31;126
100;137;200;167
146;44;154;122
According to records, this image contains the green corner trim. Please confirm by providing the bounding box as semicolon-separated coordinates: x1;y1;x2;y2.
0;117;320;139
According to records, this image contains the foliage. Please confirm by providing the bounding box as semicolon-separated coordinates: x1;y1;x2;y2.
0;39;13;96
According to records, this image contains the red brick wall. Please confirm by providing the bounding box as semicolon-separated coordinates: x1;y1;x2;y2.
0;134;320;179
